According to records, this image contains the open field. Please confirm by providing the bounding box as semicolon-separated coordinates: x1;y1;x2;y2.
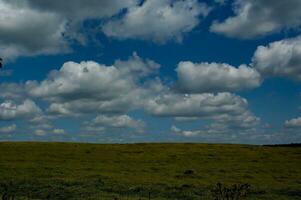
0;142;300;199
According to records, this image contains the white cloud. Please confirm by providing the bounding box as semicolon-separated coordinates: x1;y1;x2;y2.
171;112;260;137
34;129;46;136
176;61;261;93
252;35;301;80
47;103;76;117
29;117;66;136
34;128;65;136
171;125;204;137
24;0;139;44
0;51;263;139
24;0;137;21
0;0;68;60
0;0;138;59
206;111;260;134
145;91;248;118
92;115;144;129
0;0;210;59
210;0;301;39
84;114;145;133
26;53;158;116
0;83;26;99
29;115;54;130
103;0;211;43
27;61;132;100
285;117;301;128
144;81;260;133
114;52;160;79
0;124;16;133
0;99;41;120
53;129;65;134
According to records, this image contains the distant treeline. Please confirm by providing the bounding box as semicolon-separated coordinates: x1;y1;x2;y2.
263;143;301;147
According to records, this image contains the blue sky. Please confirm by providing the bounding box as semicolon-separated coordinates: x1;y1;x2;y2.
1;0;301;144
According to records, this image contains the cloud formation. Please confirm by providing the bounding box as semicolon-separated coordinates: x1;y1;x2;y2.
252;35;301;80
0;0;137;59
144;81;260;133
52;129;65;134
285;117;301;128
145;90;249;118
24;0;137;21
103;0;210;43
0;99;41;120
26;53;159;116
171;125;204;137
211;0;301;39
84;114;145;133
21;53;260;135
0;83;26;99
0;46;264;140
176;61;261;93
0;0;67;59
0;0;211;59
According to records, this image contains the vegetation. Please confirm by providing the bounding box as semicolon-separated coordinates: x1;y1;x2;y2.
211;183;250;200
0;142;300;199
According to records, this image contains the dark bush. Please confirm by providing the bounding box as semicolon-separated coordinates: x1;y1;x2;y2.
211;182;250;200
184;170;194;175
0;181;18;200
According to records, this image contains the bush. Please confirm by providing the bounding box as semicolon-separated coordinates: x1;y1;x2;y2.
211;183;250;200
0;181;17;200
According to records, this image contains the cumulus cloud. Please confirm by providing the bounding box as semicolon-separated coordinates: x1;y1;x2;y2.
171;108;260;136
23;0;138;44
34;128;66;136
0;50;262;139
145;90;249;118
84;114;145;133
26;53;159;116
171;125;204;137
34;129;46;136
0;0;211;59
0;124;16;133
206;111;260;134
23;0;137;21
0;0;137;59
0;99;41;120
284;117;301;128
252;35;301;80
29;115;54;131
144;81;260;132
103;0;211;43
176;61;261;93
0;0;68;60
211;0;301;39
0;83;26;99
53;128;65;134
27;61;133;101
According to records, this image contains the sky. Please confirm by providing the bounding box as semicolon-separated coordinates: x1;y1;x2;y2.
1;0;301;144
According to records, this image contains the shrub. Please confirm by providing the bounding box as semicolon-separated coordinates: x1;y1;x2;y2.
0;181;17;200
184;170;194;175
211;182;250;200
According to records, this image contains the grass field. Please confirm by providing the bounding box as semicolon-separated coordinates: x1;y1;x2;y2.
0;142;300;199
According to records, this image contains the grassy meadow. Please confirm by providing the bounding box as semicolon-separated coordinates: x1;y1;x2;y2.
0;142;300;199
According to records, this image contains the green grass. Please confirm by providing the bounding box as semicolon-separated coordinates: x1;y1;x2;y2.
0;142;300;199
